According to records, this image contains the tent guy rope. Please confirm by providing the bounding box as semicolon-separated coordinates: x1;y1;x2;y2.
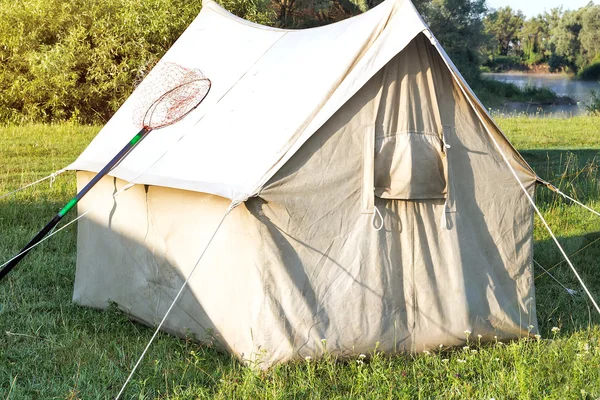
545;182;600;219
434;38;600;316
0;168;67;201
115;205;235;400
533;259;577;296
0;181;136;272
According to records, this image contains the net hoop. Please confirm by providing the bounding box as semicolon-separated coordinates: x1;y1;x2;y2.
133;62;211;130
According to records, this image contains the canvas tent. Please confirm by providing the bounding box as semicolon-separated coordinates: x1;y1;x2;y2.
67;0;539;366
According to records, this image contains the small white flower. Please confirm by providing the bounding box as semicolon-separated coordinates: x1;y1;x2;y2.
305;356;312;362
423;350;431;355
471;350;478;354
464;330;471;336
477;334;482;340
551;327;560;334
442;358;449;363
528;324;534;331
439;344;444;348
457;359;466;363
494;358;500;361
535;334;541;341
356;359;364;365
358;353;366;359
462;346;470;351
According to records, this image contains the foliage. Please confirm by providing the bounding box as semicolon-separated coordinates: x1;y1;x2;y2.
3;118;600;397
584;90;600;115
548;54;570;73
578;62;600;81
519;16;549;65
474;79;562;106
415;0;488;84
483;6;525;56
0;0;273;125
0;0;492;125
482;55;524;72
579;5;600;64
482;4;600;73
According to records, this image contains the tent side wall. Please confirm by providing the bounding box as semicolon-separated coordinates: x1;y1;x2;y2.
249;34;537;364
72;172;266;358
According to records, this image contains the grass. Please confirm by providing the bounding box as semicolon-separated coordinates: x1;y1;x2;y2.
1;117;600;398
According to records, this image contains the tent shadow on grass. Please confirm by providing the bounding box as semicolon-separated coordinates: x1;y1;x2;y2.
0;199;238;397
533;229;600;335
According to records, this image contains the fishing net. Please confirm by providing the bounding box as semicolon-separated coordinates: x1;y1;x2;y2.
133;62;211;130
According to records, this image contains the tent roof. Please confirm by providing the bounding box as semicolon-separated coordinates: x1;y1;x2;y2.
68;0;430;201
68;0;533;202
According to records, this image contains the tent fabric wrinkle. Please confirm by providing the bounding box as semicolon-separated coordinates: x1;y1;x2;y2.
71;0;540;367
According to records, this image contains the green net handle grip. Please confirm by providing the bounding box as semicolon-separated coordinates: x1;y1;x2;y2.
0;127;151;282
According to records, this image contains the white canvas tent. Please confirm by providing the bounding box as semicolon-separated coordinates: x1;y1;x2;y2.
67;0;540;366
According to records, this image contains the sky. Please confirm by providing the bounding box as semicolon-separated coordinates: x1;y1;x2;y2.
486;0;597;17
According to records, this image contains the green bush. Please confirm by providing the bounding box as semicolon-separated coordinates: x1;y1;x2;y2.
578;63;600;81
474;78;564;105
548;54;570;73
482;55;525;72
585;90;600;114
0;0;273;125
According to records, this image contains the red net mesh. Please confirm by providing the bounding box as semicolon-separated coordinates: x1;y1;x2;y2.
133;62;211;129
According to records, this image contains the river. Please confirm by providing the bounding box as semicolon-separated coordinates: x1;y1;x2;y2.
482;73;600;117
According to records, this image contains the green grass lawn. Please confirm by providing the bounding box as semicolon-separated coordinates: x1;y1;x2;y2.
1;118;600;399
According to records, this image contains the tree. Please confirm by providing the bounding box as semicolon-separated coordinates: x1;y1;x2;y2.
549;9;583;71
484;7;525;56
519;16;550;65
579;4;600;64
415;0;488;83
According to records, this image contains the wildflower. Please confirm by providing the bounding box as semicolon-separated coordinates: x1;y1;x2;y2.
305;356;312;362
321;338;327;347
358;354;366;359
356;359;364;366
457;359;466;363
535;334;541;341
439;344;444;349
442;358;449;363
551;327;560;334
464;330;471;337
423;350;431;355
528;324;534;332
462;346;470;351
477;334;482;340
471;350;478;354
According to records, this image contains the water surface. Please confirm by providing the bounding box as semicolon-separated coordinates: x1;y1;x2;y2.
483;73;600;117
